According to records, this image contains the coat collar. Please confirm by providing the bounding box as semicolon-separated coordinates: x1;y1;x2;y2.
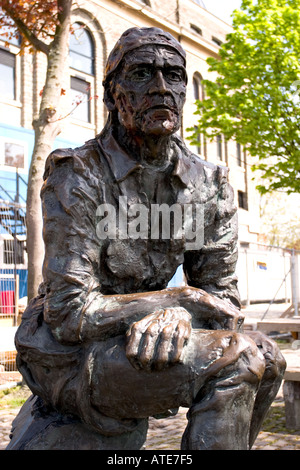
97;127;192;187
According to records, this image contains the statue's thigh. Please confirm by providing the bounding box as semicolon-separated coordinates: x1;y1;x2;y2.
90;329;257;419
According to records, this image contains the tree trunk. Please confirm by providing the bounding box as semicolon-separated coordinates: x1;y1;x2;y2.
26;0;72;301
26;123;60;301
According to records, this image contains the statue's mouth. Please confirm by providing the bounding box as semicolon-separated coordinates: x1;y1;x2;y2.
134;102;180;134
148;104;177;112
144;107;177;124
143;105;178;120
150;104;171;109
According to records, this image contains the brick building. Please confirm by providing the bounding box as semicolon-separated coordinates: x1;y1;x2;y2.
0;0;261;253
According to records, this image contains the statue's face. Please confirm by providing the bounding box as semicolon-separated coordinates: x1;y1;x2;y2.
112;45;187;137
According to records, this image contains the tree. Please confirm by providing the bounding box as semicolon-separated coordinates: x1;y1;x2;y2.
188;0;300;194
258;190;300;247
0;0;73;300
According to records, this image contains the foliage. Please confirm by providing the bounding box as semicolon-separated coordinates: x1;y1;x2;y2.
188;0;300;194
259;191;300;247
0;1;63;53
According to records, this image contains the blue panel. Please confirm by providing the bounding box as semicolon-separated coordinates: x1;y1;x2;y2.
0;268;28;299
0;122;83;202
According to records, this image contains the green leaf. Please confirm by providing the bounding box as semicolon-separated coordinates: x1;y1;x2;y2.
187;0;300;194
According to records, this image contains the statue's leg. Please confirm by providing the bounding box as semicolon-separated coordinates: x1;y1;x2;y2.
14;304;280;451
181;331;266;450
11;300;149;450
7;394;149;450
245;330;286;448
91;330;266;450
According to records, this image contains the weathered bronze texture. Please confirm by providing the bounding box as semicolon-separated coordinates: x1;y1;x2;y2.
7;27;286;450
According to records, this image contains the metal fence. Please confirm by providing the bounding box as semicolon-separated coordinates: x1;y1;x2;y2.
0;199;27;387
0;200;27;324
0;350;20;389
0;322;21;388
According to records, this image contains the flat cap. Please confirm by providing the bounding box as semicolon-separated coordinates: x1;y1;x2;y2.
103;27;186;85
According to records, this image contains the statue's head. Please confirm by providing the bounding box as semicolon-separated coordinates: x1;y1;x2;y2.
103;27;187;138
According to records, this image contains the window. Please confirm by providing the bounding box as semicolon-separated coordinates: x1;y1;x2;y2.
237;143;242;166
192;73;206;158
240;242;250;249
69;23;95;124
243;148;247;169
216;135;223;160
212;37;222;47
0;24;21;101
0;138;27;172
193;74;204;102
70;76;91;122
194;125;201;155
4;142;24;168
69;23;94;75
190;24;202;36
238;190;248;210
0;48;16;100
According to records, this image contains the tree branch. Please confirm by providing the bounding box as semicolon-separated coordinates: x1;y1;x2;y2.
1;4;50;55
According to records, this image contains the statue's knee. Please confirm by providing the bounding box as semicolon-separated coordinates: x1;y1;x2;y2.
245;330;286;380
234;333;266;384
191;330;266;385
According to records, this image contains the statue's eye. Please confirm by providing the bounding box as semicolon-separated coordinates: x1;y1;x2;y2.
128;67;152;81
165;69;184;82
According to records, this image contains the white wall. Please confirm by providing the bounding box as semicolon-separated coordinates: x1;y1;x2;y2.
236;247;296;305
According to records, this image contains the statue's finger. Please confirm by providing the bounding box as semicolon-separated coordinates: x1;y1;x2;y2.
138;321;160;370
126;325;144;369
153;322;174;370
170;320;191;363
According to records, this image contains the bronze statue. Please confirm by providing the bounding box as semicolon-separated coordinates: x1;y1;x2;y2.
7;27;286;450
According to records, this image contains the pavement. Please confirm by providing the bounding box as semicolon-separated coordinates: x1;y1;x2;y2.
0;302;299;451
145;389;300;451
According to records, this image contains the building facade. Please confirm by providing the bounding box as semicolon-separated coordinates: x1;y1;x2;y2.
0;0;262;283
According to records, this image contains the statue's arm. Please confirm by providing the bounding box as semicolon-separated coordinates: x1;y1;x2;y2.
183;176;244;331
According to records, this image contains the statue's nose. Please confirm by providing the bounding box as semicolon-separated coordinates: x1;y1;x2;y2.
148;70;168;94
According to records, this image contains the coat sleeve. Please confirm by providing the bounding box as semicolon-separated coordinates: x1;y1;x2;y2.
183;167;241;309
40;147;106;344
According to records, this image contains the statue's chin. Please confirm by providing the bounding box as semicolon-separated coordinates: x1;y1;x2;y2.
138;109;180;137
142;122;177;137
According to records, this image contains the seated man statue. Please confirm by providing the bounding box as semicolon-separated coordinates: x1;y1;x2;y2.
8;27;286;451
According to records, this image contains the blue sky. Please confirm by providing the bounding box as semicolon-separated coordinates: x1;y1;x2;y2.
205;0;243;24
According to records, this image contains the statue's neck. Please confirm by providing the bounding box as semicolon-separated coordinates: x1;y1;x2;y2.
115;124;173;167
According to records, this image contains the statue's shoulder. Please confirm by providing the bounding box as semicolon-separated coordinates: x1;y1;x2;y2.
43;138;100;180
173;135;229;188
174;137;236;218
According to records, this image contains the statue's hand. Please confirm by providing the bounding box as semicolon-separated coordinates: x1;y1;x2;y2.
126;307;192;371
178;286;244;331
